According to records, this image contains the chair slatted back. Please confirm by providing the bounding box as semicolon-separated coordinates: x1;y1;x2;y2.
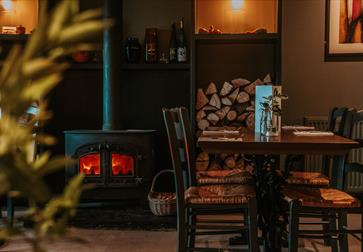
341;109;363;191
286;107;351;175
323;107;351;178
177;107;196;187
163;108;193;209
327;107;349;134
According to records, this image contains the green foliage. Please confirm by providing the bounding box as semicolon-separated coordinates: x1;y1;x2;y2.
260;93;288;116
0;1;110;251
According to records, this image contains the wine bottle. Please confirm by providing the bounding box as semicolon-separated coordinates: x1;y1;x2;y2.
169;23;177;63
145;28;158;63
177;18;187;63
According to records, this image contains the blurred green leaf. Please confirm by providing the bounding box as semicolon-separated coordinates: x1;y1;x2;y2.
36;156;75;177
21;73;62;101
23;58;69;80
57;20;113;46
48;0;75;41
0;0;111;250
73;9;102;23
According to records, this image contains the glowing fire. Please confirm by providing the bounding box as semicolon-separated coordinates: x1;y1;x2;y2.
112;154;134;176
79;154;101;176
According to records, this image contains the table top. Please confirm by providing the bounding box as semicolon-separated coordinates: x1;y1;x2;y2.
198;129;359;155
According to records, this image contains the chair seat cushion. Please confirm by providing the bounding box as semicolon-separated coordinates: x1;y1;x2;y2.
185;184;255;205
196;169;253;185
283;186;361;208
286;171;330;186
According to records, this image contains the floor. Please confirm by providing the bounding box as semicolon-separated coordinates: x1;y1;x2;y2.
0;215;361;252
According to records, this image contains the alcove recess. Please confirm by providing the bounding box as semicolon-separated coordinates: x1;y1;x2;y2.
192;0;281;171
195;0;278;34
0;0;39;34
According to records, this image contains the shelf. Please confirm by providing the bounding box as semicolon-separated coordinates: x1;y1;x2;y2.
69;63;103;70
193;33;279;43
68;63;190;71
122;63;190;71
0;34;29;41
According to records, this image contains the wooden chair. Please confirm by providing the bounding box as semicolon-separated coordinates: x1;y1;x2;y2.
282;109;363;252
177;106;253;186
163;107;258;252
286;107;350;187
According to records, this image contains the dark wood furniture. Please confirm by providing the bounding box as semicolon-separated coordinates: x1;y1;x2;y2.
164;107;258;252
286;107;350;187
198;128;358;251
282;109;363;252
198;129;357;156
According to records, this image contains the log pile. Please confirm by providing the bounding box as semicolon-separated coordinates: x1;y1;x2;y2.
195;74;272;171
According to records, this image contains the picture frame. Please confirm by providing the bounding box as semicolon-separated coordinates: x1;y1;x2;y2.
325;0;363;61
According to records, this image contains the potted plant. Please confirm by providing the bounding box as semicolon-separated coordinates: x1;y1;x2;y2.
0;1;110;251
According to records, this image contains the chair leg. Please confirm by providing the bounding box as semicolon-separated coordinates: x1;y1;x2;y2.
6;196;14;227
187;209;196;250
248;197;259;252
361;211;363;252
323;210;331;246
338;212;348;252
329;213;338;252
288;201;299;252
177;207;187;252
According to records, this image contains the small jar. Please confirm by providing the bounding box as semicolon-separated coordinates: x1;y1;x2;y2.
72;51;91;63
124;37;141;64
16;25;26;34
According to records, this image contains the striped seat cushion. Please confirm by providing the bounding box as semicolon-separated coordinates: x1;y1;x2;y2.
286;171;330;186
196;169;253;185
283;186;361;208
185;184;255;205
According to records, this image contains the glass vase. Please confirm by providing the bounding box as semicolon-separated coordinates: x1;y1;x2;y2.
260;110;280;136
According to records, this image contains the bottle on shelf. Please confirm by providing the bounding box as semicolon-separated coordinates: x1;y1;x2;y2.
145;28;158;63
177;18;187;63
169;23;177;63
125;37;141;63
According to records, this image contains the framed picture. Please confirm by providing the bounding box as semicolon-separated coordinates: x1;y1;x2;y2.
325;0;363;61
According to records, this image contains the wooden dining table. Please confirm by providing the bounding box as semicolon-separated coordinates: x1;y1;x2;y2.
198;128;359;251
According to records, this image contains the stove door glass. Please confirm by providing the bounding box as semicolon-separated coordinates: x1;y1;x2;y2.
112;153;134;176
79;153;101;176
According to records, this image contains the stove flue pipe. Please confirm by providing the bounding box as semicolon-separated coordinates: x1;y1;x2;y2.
102;0;121;130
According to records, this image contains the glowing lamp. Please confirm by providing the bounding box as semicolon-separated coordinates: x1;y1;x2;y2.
231;0;244;10
1;0;12;11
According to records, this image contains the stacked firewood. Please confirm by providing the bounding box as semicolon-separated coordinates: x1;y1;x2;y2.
195;74;272;171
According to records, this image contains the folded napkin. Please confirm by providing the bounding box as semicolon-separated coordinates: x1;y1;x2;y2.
293;131;334;136
282;125;315;130
198;136;243;142
202;130;240;136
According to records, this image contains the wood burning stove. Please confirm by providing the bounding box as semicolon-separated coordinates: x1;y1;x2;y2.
65;130;155;202
64;1;157;204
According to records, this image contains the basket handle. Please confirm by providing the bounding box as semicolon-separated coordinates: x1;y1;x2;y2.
150;169;174;193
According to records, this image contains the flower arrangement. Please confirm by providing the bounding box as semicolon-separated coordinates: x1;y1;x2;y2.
259;91;288;136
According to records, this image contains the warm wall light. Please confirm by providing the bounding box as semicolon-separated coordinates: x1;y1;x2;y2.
1;0;13;11
231;0;244;10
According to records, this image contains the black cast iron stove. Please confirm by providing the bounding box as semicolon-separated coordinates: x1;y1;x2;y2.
64;130;155;203
64;0;155;204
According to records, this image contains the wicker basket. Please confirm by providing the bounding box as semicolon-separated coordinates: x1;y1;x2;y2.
148;169;176;216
